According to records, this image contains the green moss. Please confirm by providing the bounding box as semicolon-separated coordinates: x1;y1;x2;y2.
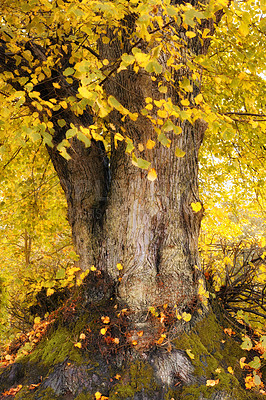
75;391;94;400
26;325;84;366
109;361;157;399
14;387;58;400
173;311;264;400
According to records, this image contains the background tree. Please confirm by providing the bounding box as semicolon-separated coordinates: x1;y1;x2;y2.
0;0;265;399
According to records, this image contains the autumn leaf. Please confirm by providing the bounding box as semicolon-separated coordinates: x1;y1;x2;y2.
245;375;256;389
182;312;192;322
146;139;156;149
74;342;82;348
101;316;110;324
191;202;202;212
227;366;234;375
206;379;219;386
79;333;86;340
186;349;195;359
117;263;123;270
239;357;246;369
175;147;186;157
147;168;157;181
100;328;107;335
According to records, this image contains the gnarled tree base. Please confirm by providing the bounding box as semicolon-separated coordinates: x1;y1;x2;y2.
0;277;263;400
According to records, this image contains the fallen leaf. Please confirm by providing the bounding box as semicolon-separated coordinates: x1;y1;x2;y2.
227;366;234;375
206;379;219;386
186;349;195;359
101;316;110;324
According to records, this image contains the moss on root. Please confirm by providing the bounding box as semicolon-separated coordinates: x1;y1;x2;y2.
2;298;265;400
172;311;264;400
14;387;58;400
108;361;157;399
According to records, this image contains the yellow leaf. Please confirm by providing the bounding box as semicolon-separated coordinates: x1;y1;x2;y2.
186;349;195;359
138;143;144;152
53;82;61;89
147;168;157;181
145;97;152;103
74;342;82;348
129;112;138;121
194;93;203;104
95;392;102;400
132;340;138;345
137;331;144;337
175;147;186;157
60;101;68;109
34;316;41;325
78;86;93;99
79;333;86;340
145;103;153;110
101;316;110;324
182;312;191;322
102;59;109;65
114;132;124;141
156;336;164;344
227;366;234;375
91;265;97;271
115;374;121;380
214;76;222;84
100;328;107;335
117;263;123;270
245;375;255;389
191;202;202;212
181;99;190;106
47;288;55;296
186;31;196;38
113;337;119;344
240;357;246;369
146;139;156;149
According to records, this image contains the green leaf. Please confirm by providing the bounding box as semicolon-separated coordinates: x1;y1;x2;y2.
77;131;91;147
108;95;122;110
137;158;151;170
56;268;66;280
158;132;171;147
125;138;134;154
248;356;261;370
183;9;204;27
241;336;252;351
145;61;162;74
63;67;75;76
58;119;66;128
